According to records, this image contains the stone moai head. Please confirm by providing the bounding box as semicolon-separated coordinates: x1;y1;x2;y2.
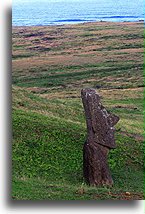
81;88;120;149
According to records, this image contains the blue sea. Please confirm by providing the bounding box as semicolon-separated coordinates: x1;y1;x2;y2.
12;0;144;26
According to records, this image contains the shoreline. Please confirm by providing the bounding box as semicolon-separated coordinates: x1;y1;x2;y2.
12;20;144;28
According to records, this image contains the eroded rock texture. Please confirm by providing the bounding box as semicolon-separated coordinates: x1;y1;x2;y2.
81;88;119;187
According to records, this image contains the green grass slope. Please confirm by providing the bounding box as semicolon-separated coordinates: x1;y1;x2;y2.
12;86;144;200
12;21;144;200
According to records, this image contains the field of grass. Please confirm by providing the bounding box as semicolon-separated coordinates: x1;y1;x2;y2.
12;21;144;200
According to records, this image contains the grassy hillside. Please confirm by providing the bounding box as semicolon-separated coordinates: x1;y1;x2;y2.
12;21;144;200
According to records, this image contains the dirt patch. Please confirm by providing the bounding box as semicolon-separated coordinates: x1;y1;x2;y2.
119;131;144;141
76;189;144;200
114;105;138;111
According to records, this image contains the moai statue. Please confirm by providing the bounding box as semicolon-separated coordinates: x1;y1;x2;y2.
81;88;119;187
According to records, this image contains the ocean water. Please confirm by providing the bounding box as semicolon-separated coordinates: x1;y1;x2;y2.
12;0;144;26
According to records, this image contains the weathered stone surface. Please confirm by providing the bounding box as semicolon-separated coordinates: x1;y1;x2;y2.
81;88;119;187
